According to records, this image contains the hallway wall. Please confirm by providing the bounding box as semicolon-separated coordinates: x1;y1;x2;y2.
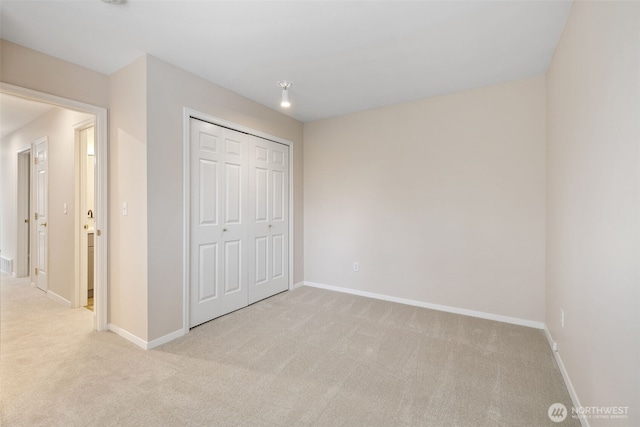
0;39;109;107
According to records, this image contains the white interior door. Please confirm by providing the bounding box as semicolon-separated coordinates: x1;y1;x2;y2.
190;119;249;327
33;137;48;291
248;136;289;304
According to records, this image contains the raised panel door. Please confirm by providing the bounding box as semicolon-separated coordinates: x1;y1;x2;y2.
189;119;248;328
247;136;289;304
33;137;48;291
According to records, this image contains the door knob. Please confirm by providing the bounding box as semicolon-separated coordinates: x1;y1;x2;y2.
40;222;47;227
268;224;272;228
223;228;228;232
84;224;89;230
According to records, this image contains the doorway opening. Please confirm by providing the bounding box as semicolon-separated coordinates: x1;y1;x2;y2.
75;120;96;311
16;149;31;278
1;82;108;331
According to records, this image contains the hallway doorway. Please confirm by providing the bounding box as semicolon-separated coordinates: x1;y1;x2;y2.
0;83;108;331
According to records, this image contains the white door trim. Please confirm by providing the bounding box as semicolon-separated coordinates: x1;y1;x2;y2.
182;108;295;335
0;82;109;332
73;118;96;310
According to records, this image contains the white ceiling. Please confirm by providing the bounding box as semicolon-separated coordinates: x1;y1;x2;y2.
0;94;55;139
0;1;572;123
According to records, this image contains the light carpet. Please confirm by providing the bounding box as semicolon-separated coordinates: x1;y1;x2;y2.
1;275;578;426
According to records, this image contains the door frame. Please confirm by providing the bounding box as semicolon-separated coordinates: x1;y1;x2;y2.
16;147;31;278
1;82;109;332
74;118;96;310
182;108;295;335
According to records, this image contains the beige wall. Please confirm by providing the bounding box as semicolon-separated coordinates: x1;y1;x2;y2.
546;1;640;424
145;55;304;340
108;56;149;341
0;39;109;108
304;76;546;323
0;107;93;302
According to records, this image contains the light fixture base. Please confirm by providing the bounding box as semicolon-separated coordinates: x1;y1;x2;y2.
279;81;293;108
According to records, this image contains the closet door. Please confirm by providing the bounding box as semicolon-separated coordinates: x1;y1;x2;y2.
190;119;248;327
248;136;289;304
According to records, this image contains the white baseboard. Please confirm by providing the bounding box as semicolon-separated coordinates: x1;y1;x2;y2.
544;326;589;427
47;290;72;308
108;323;148;350
302;281;545;329
291;281;305;290
108;323;185;350
146;329;185;350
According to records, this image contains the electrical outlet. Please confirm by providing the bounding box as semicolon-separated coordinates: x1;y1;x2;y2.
552;341;558;352
561;310;565;328
353;262;359;272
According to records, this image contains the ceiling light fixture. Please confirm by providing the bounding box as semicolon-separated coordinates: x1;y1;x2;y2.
279;81;293;108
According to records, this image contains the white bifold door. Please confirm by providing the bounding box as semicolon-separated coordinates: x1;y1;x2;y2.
189;118;289;328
